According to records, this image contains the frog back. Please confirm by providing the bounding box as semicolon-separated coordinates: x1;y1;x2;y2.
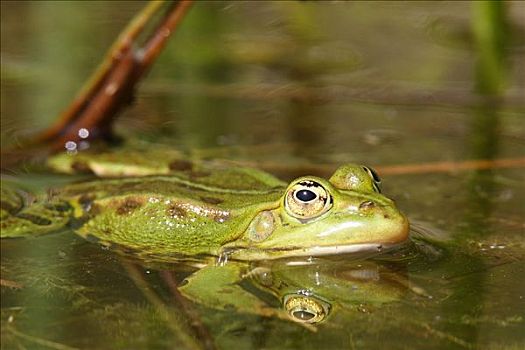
60;167;286;258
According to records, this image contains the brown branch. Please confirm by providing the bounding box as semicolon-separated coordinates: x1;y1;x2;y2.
140;1;194;73
46;51;139;151
231;156;525;179
375;157;525;175
35;1;167;144
12;0;193;154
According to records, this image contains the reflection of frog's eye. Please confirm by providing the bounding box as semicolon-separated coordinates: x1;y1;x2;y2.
362;166;382;193
285;180;332;220
283;294;330;324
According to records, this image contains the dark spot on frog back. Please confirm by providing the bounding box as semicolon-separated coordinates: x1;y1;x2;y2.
166;202;230;223
85;203;102;216
168;159;211;181
189;170;211;180
169;159;193;172
44;202;71;213
0;199;22;215
200;196;224;205
15;213;52;226
167;204;187;219
212;210;230;223
71;161;95;174
78;194;95;212
116;198;144;215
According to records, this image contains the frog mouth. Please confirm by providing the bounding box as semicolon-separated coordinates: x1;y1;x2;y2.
224;242;400;261
289;243;389;256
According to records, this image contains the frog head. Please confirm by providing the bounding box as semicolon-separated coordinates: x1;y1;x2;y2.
225;164;409;260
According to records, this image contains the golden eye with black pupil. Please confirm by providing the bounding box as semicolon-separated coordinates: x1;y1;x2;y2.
283;295;329;324
285;180;332;220
362;166;382;193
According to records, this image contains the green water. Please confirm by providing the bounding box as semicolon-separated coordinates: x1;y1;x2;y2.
1;1;524;349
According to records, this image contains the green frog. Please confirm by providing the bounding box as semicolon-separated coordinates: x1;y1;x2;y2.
1;153;409;261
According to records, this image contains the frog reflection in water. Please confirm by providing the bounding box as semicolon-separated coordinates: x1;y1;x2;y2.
177;259;410;325
1;152;408;261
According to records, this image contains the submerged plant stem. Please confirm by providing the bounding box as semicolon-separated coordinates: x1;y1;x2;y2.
122;261;205;350
161;271;218;350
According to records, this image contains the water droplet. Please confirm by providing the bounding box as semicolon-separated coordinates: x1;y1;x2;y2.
78;128;90;139
217;252;229;266
298;289;313;297
65;141;77;151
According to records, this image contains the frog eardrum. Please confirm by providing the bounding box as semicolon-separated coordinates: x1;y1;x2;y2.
284;179;333;220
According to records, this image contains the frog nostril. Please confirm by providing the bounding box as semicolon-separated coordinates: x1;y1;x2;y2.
359;201;375;210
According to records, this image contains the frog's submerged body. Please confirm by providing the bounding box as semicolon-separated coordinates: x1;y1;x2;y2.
1;159;409;261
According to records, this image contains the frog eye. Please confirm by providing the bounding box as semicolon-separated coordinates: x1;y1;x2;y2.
283;294;329;324
285;180;332;220
362;166;382;193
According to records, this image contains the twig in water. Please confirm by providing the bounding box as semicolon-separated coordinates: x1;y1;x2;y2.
122;260;205;350
2;0;193;169
161;270;217;350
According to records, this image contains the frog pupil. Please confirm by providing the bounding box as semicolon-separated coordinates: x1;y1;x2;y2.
292;310;315;321
296;189;317;202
